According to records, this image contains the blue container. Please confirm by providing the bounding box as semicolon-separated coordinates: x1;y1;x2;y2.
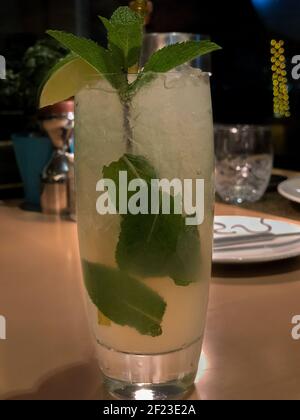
12;134;53;210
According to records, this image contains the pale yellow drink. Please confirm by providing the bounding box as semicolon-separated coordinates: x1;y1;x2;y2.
75;68;214;395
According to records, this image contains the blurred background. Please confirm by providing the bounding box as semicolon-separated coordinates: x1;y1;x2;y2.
0;0;300;202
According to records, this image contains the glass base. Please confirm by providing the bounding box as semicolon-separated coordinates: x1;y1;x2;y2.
97;338;202;400
103;376;195;400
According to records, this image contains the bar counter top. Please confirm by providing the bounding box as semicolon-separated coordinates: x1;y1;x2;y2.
1;201;300;400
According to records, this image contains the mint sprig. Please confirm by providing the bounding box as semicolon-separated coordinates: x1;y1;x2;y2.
47;6;221;101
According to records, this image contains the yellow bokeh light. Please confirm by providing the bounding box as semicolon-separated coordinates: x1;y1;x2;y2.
270;39;290;118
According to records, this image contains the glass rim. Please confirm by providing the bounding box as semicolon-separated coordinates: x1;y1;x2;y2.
77;70;211;93
78;71;211;92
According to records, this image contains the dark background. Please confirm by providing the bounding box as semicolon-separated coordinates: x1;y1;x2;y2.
0;0;300;181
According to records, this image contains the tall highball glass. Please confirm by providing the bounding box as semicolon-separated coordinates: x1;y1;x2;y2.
75;69;215;400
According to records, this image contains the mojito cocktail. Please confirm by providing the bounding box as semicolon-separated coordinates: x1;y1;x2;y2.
39;6;220;400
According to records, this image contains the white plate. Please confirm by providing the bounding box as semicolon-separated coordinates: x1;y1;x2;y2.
278;177;300;204
213;216;300;264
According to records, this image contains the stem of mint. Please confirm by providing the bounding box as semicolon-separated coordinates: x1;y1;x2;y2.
123;101;133;153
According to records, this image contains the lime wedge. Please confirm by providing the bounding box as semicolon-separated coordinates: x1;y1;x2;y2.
98;310;111;327
39;54;100;108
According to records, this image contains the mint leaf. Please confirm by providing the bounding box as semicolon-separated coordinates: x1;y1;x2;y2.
99;7;143;70
105;154;157;183
116;206;200;286
167;226;201;286
116;210;183;277
99;18;124;69
143;40;222;73
103;154;201;286
46;30;128;93
103;153;157;210
129;40;221;96
110;6;143;26
82;260;166;337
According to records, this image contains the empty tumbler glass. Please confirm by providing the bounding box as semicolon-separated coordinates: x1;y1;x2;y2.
215;125;273;204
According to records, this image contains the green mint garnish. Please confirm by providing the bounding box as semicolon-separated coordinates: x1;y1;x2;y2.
130;40;221;95
116;211;201;287
103;153;157;210
82;260;166;337
47;6;221;100
143;40;221;73
99;7;143;71
103;154;201;286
